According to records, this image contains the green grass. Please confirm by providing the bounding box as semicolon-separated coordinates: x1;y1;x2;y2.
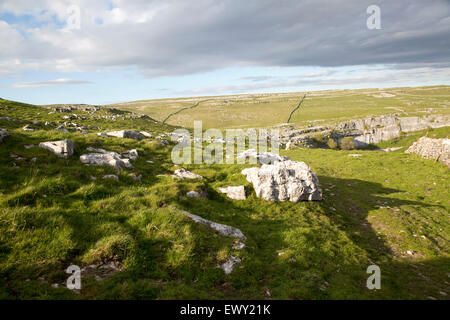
0;97;449;300
112;85;450;129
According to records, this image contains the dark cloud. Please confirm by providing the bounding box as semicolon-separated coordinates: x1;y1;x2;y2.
1;0;449;77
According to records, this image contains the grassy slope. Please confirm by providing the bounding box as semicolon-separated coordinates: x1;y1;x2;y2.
0;98;449;300
112;86;450;129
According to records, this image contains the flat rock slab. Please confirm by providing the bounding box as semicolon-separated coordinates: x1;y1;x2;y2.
238;149;289;164
39;140;75;158
218;186;246;200
106;130;145;140
242;160;322;202
172;168;203;179
180;210;246;240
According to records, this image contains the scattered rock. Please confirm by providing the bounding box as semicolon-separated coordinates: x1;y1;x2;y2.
129;173;142;182
81;261;122;281
379;147;404;152
103;174;119;181
106;130;145;140
405;137;449;168
220;256;241;275
218;186;246;200
22;125;35;131
0;129;9;142
186;190;208;199
55;125;68;132
348;154;362;157
24;144;35;149
172;168;203;179
158;139;169;145
39;140;75;158
140;131;154;138
232;242;246;250
146;160;154;164
180;210;246;240
285;141;294;150
238;149;289;164
123;149;138;161
242;160;322;202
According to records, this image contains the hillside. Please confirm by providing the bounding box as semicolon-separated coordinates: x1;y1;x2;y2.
111;86;450;129
0;97;449;300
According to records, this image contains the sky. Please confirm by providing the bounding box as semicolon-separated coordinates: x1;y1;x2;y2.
0;0;449;105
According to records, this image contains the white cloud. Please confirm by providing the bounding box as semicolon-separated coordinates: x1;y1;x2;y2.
11;78;91;88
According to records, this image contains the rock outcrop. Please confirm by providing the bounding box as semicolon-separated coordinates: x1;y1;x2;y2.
106;130;145;140
80;148;133;171
405;137;450;168
242;160;322;202
218;186;246;200
281;114;450;148
39;140;75;158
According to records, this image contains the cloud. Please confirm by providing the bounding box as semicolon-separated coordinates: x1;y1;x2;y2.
176;64;450;96
11;78;92;88
0;0;449;77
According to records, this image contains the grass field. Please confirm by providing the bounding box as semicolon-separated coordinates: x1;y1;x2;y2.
0;96;449;299
112;86;450;129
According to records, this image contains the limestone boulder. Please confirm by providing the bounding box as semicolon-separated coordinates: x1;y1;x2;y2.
242;160;322;202
80;149;133;171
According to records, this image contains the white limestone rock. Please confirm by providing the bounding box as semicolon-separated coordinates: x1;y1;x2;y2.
172;168;203;180
220;256;241;275
106;130;145;140
80;149;133;171
39;140;75;158
180;210;246;240
242;160;322;202
218;186;246;200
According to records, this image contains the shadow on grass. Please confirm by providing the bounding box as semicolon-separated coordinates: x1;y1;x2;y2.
171;175;447;299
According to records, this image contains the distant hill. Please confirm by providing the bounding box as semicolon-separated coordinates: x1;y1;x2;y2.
111;85;450;129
